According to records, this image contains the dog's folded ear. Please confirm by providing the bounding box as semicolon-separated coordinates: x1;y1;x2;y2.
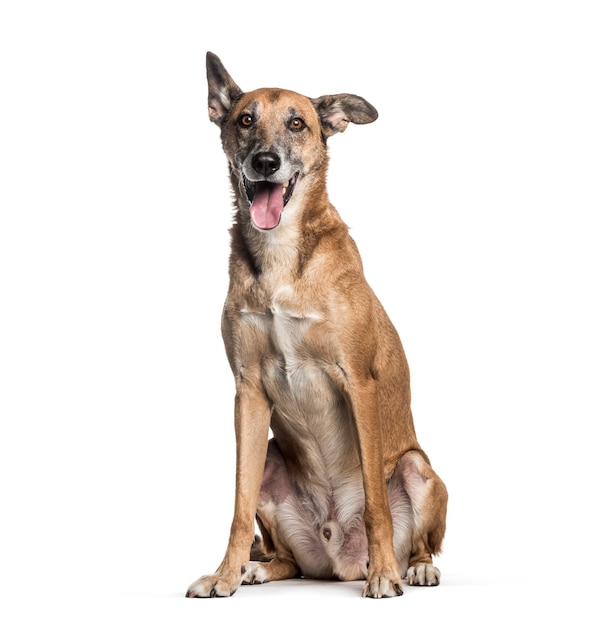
206;52;243;126
312;94;378;137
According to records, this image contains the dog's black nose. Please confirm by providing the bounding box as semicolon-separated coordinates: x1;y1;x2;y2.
252;151;281;177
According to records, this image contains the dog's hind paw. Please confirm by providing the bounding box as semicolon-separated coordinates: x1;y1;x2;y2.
241;561;269;585
406;564;441;586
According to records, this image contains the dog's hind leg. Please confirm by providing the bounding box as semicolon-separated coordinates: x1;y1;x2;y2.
242;518;300;584
241;558;299;585
396;450;448;586
242;526;299;585
239;443;302;585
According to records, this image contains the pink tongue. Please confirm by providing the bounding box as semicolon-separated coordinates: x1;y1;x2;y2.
250;182;284;229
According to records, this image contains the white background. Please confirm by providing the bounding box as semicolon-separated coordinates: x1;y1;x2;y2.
1;1;607;624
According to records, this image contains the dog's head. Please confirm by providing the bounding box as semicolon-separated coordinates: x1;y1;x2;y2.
206;52;378;231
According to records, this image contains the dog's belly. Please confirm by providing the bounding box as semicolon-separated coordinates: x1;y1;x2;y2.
259;437;369;580
258;439;415;581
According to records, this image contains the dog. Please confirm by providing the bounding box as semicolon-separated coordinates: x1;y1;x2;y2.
186;52;448;599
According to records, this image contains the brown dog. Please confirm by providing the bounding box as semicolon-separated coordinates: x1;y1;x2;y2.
186;52;447;599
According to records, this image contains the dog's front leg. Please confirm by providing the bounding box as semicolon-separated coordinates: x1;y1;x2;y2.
350;377;404;598
186;390;271;598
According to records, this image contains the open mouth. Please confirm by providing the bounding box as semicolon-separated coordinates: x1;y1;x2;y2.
243;173;299;230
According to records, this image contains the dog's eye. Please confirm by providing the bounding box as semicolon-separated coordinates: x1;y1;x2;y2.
289;118;305;132
239;114;254;128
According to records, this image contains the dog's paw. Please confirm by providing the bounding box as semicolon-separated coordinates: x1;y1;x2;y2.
185;572;240;598
241;561;268;585
406;564;441;586
363;570;404;598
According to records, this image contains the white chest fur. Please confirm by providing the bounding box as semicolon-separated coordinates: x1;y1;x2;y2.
269;286;320;359
240;285;321;378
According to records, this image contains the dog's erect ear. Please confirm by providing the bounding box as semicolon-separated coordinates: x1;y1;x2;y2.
312;94;378;137
206;52;243;126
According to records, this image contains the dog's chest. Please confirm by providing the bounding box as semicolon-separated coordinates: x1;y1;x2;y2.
239;281;338;408
241;284;320;366
269;287;318;356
